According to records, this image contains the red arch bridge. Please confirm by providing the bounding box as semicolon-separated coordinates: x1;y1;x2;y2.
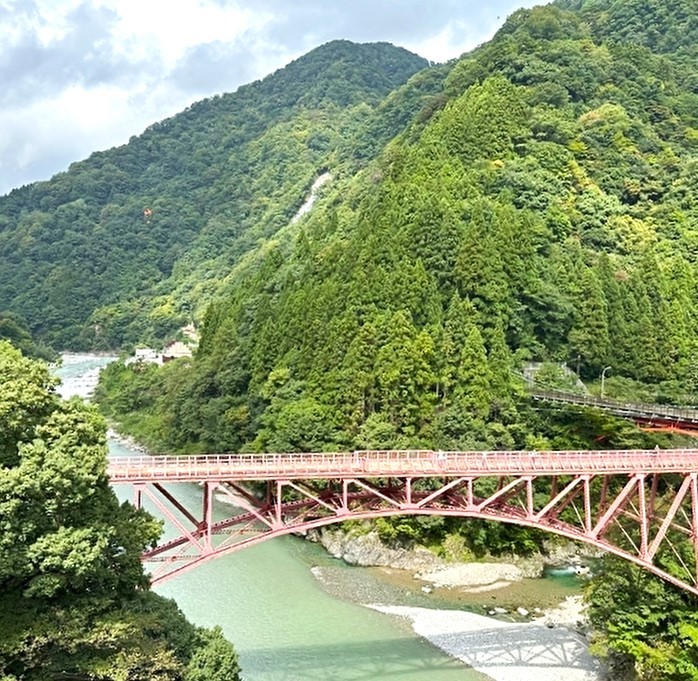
108;449;698;594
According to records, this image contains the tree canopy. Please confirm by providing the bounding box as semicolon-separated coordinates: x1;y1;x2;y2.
0;41;430;350
0;341;241;680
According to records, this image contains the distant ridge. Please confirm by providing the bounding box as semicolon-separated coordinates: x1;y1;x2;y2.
0;40;430;349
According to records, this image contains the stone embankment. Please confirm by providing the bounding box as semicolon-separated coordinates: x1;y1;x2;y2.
312;527;445;572
310;526;595;586
106;428;149;453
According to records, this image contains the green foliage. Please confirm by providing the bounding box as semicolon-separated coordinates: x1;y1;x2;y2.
186;627;241;681
555;0;698;56
430;76;529;164
374;512;545;557
0;312;55;360
533;362;582;392
96;0;698;462
0;341;58;466
0;342;241;679
0;41;429;349
587;556;698;681
0;589;241;681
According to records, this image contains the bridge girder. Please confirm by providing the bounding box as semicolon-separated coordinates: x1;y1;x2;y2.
121;466;698;594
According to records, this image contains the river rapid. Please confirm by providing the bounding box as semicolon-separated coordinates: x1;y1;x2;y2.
55;354;587;681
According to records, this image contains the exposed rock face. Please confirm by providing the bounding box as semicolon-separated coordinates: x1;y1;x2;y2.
310;528;445;571
542;539;603;566
494;539;604;579
309;528;600;582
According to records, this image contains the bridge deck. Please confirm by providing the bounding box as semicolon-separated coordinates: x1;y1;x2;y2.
108;448;698;482
531;388;698;427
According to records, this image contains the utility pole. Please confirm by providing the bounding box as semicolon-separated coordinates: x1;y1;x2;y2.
601;366;612;398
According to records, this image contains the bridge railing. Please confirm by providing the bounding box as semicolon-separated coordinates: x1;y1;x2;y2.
531;388;698;424
107;448;698;482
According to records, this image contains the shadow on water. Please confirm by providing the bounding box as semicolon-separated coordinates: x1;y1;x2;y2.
154;547;485;681
238;637;488;681
238;622;597;681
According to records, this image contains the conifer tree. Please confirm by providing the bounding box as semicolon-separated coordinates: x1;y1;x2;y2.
456;200;512;323
568;266;610;377
440;294;479;401
454;324;492;421
374;310;436;434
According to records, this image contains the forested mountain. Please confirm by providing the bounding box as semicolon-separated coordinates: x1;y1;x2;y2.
97;0;698;449
4;0;697;677
0;312;54;360
555;0;698;56
0;41;431;349
94;7;698;673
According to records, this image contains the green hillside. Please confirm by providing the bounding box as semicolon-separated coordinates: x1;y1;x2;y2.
0;41;431;349
95;8;698;673
6;1;698;676
97;0;698;451
555;0;698;55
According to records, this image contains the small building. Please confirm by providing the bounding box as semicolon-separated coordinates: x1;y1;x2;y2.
162;340;192;363
125;347;162;366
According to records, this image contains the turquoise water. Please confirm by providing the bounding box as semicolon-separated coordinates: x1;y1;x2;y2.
58;356;485;681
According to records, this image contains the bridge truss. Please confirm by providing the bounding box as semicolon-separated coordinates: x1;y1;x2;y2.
108;449;698;593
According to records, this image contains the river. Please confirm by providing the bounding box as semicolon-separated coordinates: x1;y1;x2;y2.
55;354;584;681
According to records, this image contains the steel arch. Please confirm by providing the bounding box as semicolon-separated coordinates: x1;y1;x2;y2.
108;449;698;592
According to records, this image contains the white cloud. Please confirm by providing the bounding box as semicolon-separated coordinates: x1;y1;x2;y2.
404;21;484;64
0;82;136;177
105;0;270;67
0;0;539;195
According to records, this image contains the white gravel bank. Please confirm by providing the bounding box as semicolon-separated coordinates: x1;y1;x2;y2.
368;602;604;681
417;562;524;588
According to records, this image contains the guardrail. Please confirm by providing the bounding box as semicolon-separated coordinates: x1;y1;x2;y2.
530;388;698;424
107;448;698;482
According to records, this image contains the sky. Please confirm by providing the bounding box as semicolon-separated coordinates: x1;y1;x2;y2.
0;0;541;196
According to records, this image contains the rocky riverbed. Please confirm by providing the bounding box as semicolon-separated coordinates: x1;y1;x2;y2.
308;527;606;681
369;602;603;681
310;526;596;593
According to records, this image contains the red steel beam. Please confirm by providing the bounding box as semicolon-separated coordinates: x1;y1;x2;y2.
109;450;698;595
107;448;698;482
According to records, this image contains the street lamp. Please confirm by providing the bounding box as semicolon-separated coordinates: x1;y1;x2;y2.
600;366;612;398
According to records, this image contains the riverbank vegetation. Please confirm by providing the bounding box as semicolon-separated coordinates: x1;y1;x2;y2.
0;312;55;361
0;342;241;680
587;556;698;680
